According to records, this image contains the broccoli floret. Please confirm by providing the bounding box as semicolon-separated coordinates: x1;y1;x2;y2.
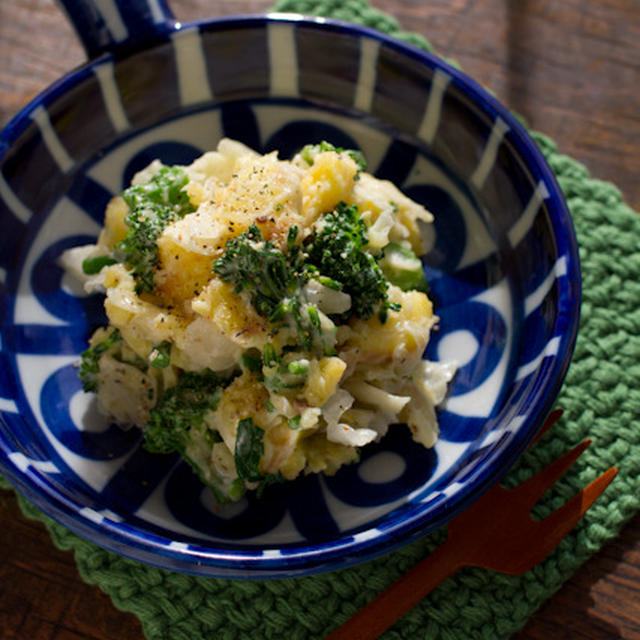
213;205;401;338
143;369;243;503
300;141;367;173
213;225;320;350
144;369;228;454
213;224;300;317
78;329;122;392
304;202;400;322
116;166;195;294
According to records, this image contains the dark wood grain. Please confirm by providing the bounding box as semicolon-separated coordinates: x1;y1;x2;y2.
1;1;638;639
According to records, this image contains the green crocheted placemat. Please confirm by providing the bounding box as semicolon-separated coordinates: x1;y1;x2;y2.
2;1;640;638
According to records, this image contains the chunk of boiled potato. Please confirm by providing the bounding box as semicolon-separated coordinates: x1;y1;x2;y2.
301;151;358;221
302;356;347;407
156;226;217;306
300;431;359;475
341;285;436;372
103;264;185;360
205;151;305;249
98;196;129;250
262;421;308;479
206;371;270;455
192;277;271;350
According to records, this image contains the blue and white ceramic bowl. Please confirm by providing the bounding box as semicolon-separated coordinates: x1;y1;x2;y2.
0;1;580;578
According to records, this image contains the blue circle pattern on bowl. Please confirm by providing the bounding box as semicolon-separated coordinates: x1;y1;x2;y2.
0;9;581;577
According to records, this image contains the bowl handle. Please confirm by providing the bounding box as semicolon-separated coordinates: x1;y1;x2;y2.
57;0;179;59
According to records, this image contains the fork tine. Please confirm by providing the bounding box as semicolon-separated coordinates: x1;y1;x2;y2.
529;408;564;448
515;438;592;508
532;466;618;557
499;466;618;575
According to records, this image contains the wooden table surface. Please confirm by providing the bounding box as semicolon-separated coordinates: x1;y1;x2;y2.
0;1;638;639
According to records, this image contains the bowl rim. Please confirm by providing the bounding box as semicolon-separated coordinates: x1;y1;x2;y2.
0;12;582;578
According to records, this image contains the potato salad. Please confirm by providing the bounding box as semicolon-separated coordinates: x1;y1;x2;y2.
61;139;456;502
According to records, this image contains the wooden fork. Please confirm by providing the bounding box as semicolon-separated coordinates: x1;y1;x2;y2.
325;410;618;640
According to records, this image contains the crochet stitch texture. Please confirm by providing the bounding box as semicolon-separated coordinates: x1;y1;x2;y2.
2;1;639;638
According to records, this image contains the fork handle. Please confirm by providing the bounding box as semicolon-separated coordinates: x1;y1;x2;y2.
325;540;463;640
